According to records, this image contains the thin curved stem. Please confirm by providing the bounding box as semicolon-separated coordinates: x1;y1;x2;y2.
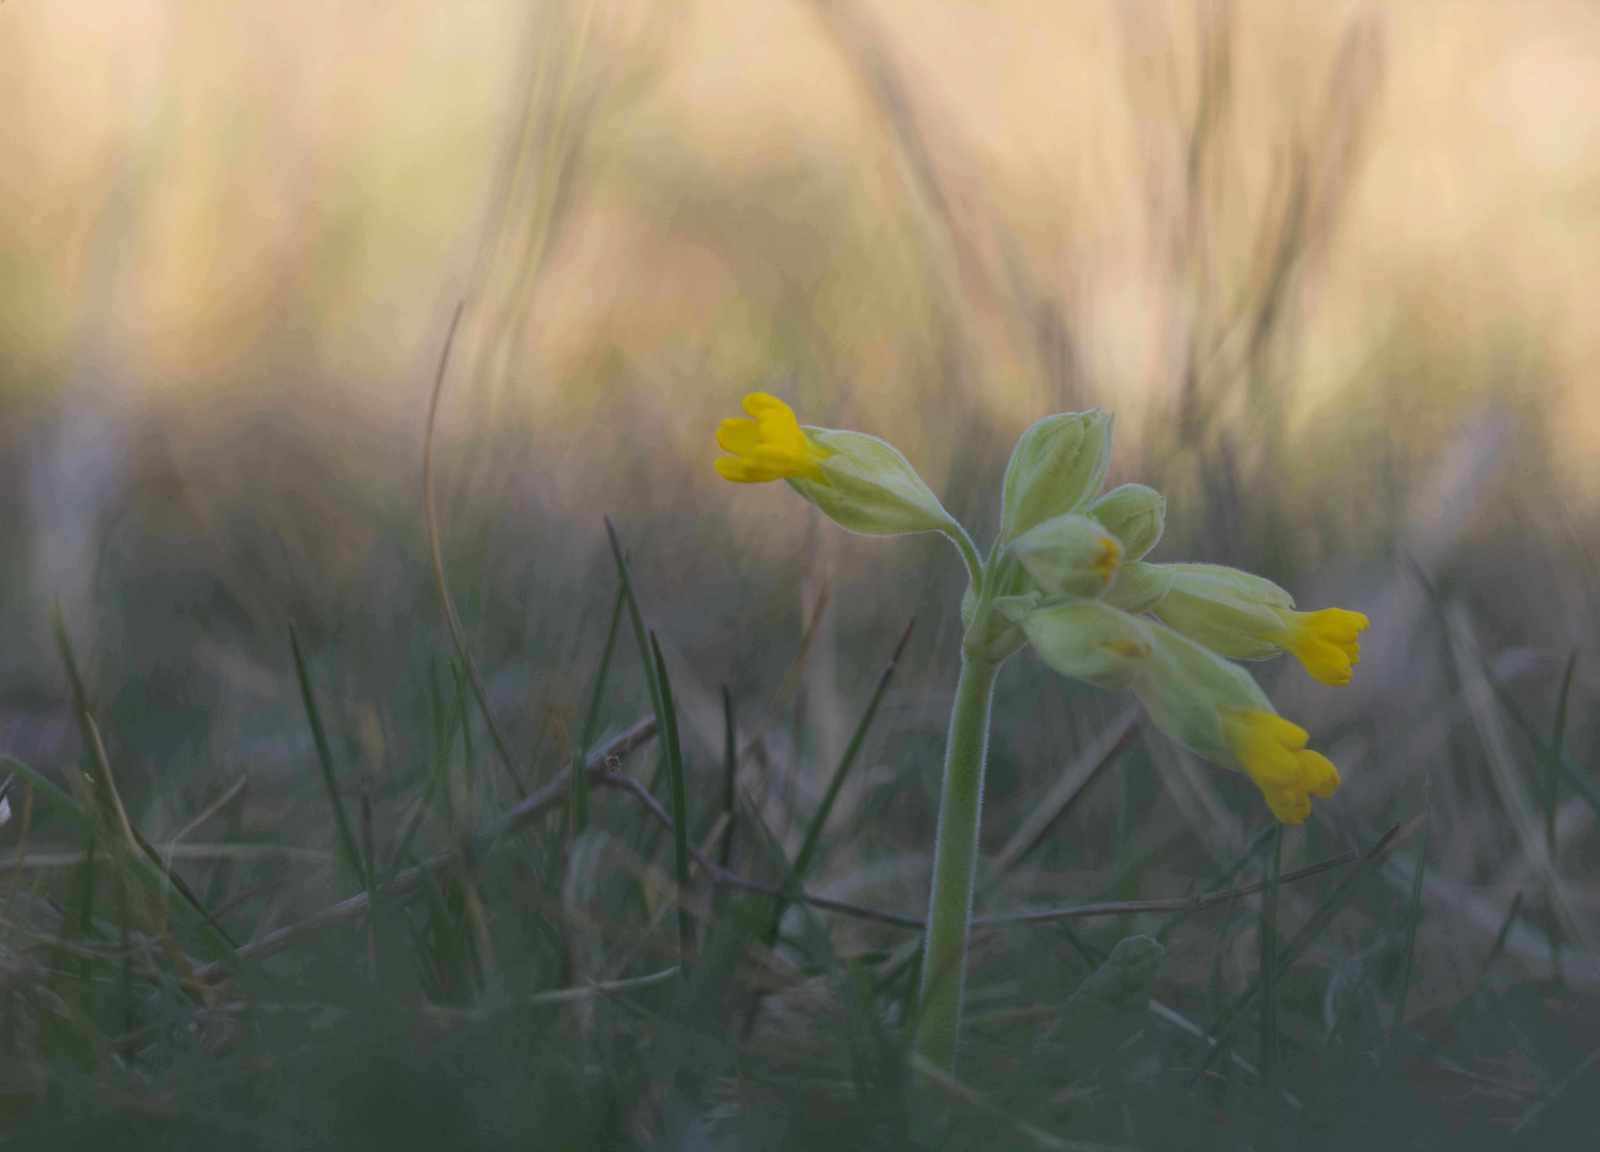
422;304;525;795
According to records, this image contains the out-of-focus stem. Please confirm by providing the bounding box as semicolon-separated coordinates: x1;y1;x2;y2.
914;653;999;1070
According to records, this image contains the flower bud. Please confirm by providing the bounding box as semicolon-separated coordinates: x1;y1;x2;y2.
1007;513;1123;599
1022;600;1154;689
998;410;1112;543
1088;484;1165;561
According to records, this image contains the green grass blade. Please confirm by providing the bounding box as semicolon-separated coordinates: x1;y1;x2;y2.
606;517;672;859
1476;889;1523;994
55;616;237;952
1390;778;1431;1045
603;516;664;732
1488;675;1600;823
1257;826;1282;1095
1198;820;1412;1075
764;619;914;947
452;659;477;818
0;755;90;832
1547;650;1578;857
382;772;441;890
719;685;738;874
649;631;693;968
289;623;370;892
1157;823;1277;945
571;582;625;836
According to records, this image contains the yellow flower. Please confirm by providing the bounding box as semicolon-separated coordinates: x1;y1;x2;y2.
1275;607;1369;686
1221;710;1341;825
715;393;831;483
1145;564;1370;687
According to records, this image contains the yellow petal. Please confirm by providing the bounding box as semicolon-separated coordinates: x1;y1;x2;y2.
1282;607;1369;685
715;393;830;484
715;456;780;483
716;418;763;454
1222;710;1340;824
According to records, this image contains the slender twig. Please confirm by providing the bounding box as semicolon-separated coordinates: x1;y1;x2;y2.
194;717;656;982
423;965;680;1024
422;303;525;795
972;839;1379;927
191;720;1396;982
911;1054;1113;1152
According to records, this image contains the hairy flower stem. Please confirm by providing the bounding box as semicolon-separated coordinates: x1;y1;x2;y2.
914;653;999;1069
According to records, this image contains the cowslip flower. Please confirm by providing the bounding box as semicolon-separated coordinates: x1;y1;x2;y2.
1140;562;1369;685
714;393;1366;826
715;392;1369;1068
714;391;982;580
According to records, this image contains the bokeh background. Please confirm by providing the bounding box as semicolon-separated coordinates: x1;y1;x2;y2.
4;1;1600;1143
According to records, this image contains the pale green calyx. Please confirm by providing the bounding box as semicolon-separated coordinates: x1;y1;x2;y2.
1022;600;1153;690
790;428;958;539
1146;562;1295;661
1007;513;1124;599
1129;616;1275;765
1088;483;1165;561
1103;561;1174;614
998;409;1113;544
1148;562;1370;686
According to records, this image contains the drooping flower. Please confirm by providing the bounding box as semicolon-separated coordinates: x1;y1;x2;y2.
714;392;831;483
1023;602;1340;824
1141;563;1370;685
714;392;983;580
716;395;1367;825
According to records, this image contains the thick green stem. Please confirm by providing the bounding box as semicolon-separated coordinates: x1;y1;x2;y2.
914;653;999;1069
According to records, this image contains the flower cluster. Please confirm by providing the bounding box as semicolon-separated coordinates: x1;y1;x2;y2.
716;393;1367;824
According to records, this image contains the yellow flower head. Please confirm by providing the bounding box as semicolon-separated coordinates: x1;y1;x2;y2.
1277;607;1369;686
1221;710;1340;825
715;393;832;484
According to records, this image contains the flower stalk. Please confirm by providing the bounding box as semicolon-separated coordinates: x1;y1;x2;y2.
913;651;999;1068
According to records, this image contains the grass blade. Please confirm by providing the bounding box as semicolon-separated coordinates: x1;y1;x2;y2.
421;303;525;796
1197;819;1415;1075
571;582;625;836
603;516;664;732
764;618;915;946
1157;823;1277;945
719;686;738;873
1547;650;1578;858
56;615;237;952
1489;674;1600;824
1257;826;1282;1094
0;755;90;833
1390;776;1431;1044
289;623;370;893
649;631;693;968
1476;889;1523;994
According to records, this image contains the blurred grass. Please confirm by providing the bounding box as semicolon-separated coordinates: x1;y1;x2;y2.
3;1;1600;1148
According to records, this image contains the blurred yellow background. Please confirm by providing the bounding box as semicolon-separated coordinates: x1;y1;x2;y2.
3;0;1596;495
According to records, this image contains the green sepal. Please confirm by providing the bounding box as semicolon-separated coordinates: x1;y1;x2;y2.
1022;600;1155;690
1146;562;1295;661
